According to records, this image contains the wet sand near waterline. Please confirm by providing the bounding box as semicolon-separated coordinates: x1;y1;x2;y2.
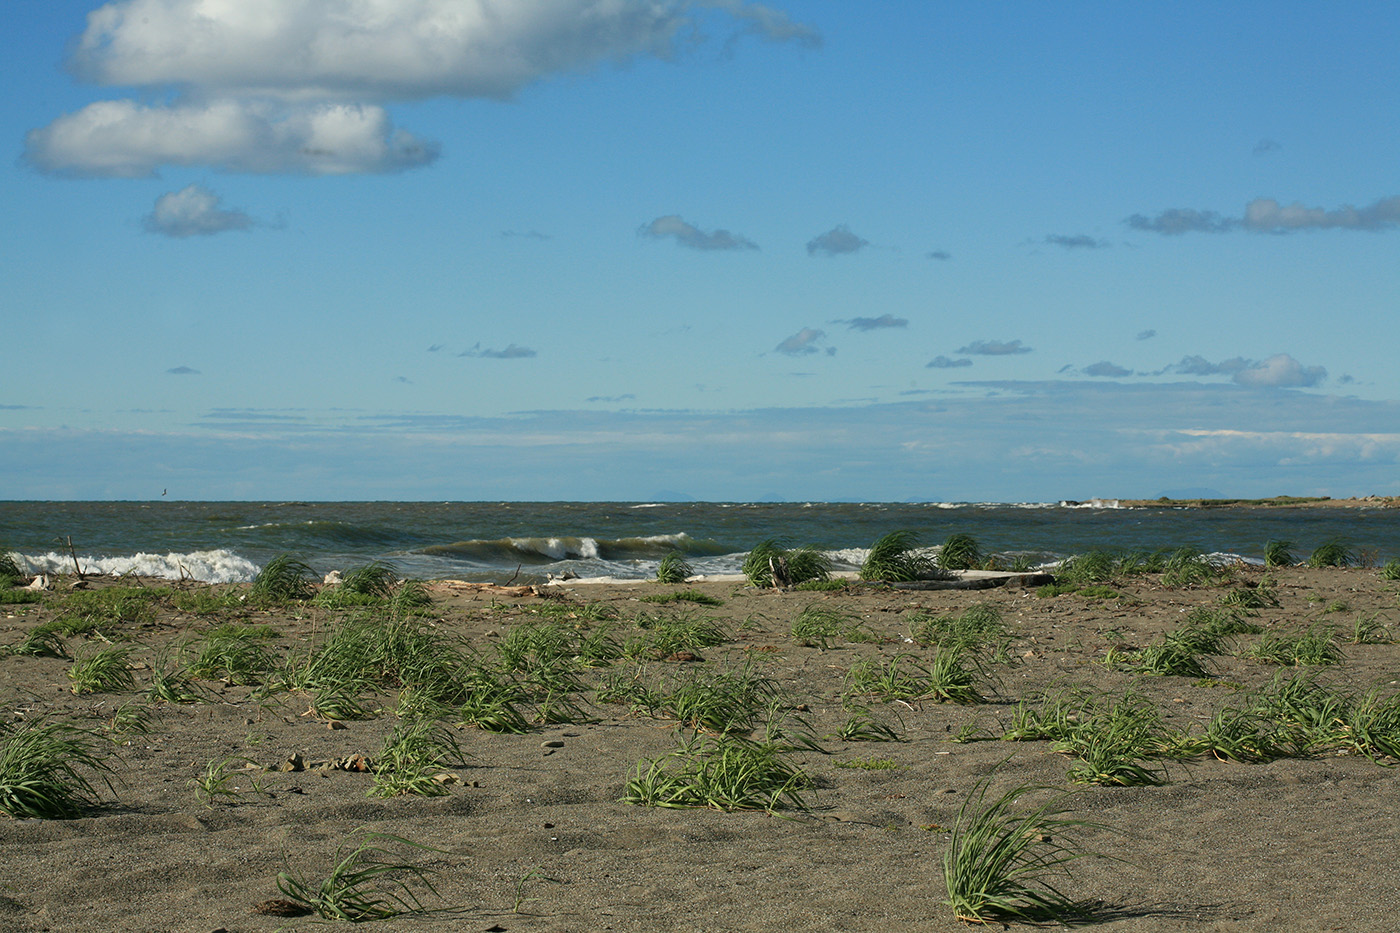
1;565;1399;932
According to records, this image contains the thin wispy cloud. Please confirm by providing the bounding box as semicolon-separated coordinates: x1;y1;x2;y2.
835;314;907;331
926;356;973;369
639;215;758;251
459;343;538;359
166;366;200;375
501;229;551;241
1253;139;1282;156
926;250;951;261
1083;361;1131;377
587;394;637;403
774;328;832;356
143;184;252;237
1127;195;1400;235
958;339;1032;356
26;1;816;177
806;224;869;257
1043;234;1108;250
1136;329;1157;341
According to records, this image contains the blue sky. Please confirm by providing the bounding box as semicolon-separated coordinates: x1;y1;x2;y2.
4;1;1398;502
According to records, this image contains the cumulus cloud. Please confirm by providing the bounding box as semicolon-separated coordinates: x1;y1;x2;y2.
1127;196;1400;236
143;184;253;237
1169;355;1251;377
774;328;829;356
1136;329;1156;341
1083;361;1132;378
459;343;537;359
926;356;972;369
836;314;907;331
957;339;1032;356
1125;208;1237;235
806;224;869;257
166;366;200;375
1167;353;1326;388
639;215;757;251
30;0;815;177
925;250;951;261
1233;354;1327;388
1043;234;1108;250
27;100;437;177
1244;196;1400;233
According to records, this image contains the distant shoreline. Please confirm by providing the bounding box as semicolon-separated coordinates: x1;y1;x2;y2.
1116;495;1399;510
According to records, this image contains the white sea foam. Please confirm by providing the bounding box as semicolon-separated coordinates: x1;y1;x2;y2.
14;549;258;583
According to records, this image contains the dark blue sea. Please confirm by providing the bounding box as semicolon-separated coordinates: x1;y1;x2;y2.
3;500;1397;584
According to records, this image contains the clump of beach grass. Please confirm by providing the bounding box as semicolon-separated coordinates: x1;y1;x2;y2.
370;719;466;797
275;829;450;922
742;540;831;588
67;644;136;695
860;530;939;583
655;551;693;584
622;731;811;813
250;554;317;602
908;604;1007;651
640;589;722;607
1264;539;1295;568
937;533;983;572
1308;539;1355;568
1245;623;1343;667
829;705;904;742
845;649;984;705
942;773;1110;924
0;718;117;819
1379;558;1400;581
790;604;874;649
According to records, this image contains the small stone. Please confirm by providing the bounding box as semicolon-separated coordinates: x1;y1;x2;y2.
279;753;305;772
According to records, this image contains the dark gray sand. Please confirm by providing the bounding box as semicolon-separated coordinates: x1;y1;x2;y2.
2;565;1398;932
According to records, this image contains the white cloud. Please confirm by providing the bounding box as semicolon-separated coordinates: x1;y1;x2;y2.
1233;353;1327;388
1043;233;1108;250
143;184;252;237
806;224;869;256
1166;353;1326;388
1127;195;1400;236
958;339;1032;356
774;327;827;356
27;99;437;177
1083;361;1131;377
32;1;814;178
837;314;907;331
1244;197;1400;233
639;215;757;251
459;343;537;359
69;0;813;100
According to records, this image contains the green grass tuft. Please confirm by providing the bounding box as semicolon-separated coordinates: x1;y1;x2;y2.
742;540;831;588
275;830;449;922
0;719;116;819
859;530;938;582
942;774;1108;924
1308;539;1355;568
656;551;693;584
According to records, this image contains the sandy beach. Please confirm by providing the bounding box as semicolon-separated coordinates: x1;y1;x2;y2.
2;560;1398;932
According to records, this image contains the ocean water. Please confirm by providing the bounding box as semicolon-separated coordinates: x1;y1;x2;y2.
2;500;1398;585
